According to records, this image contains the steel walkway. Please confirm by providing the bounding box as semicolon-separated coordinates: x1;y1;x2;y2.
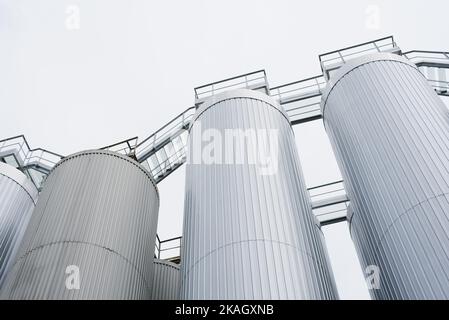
1;36;448;228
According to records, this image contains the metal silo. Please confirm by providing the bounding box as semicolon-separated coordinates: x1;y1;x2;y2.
151;259;180;300
0;163;38;288
181;89;338;299
322;53;449;299
0;150;159;299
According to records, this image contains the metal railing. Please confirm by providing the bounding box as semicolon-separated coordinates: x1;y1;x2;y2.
309;180;349;226
2;37;448;226
402;50;449;96
135;107;195;183
100;136;138;157
152;179;352;264
0;135;31;167
309;180;346;205
314;202;349;227
428;79;449;96
142;142;187;182
270;75;326;125
135;107;194;161
267;46;449;126
154;235;182;263
0;135;63;189
24;148;62;171
319;36;400;80
403;50;449;67
194;70;269;104
132;38;449;184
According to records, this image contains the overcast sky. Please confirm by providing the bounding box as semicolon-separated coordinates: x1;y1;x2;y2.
1;0;448;299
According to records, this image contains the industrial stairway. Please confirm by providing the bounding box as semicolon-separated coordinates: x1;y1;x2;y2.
1;36;448;231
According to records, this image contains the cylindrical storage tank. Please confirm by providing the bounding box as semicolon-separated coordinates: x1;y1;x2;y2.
0;163;38;288
322;53;449;299
0;150;159;299
151;259;180;300
181;89;338;299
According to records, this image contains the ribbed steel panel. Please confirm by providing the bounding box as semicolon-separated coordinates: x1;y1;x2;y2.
0;163;37;288
151;259;180;300
181;89;338;300
0;150;159;299
322;53;449;299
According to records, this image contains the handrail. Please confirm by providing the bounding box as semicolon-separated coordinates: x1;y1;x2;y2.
318;35;395;60
308;179;344;190
28;148;64;159
194;69;266;91
100;136;138;151
135;107;195;161
136;107;195;149
402;50;449;58
194;70;269;102
1;38;448;231
0;134;31;150
152;179;351;263
154;235;182;260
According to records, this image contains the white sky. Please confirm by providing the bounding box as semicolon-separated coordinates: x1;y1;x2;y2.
1;0;448;300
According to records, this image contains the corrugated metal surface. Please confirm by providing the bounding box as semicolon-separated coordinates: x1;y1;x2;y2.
0;150;159;299
151;259;180;300
322;53;449;299
0;163;37;288
181;89;338;300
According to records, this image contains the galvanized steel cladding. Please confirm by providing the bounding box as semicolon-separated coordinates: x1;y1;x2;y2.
322;53;449;299
152;259;180;300
181;89;338;300
0;163;38;288
0;150;159;299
